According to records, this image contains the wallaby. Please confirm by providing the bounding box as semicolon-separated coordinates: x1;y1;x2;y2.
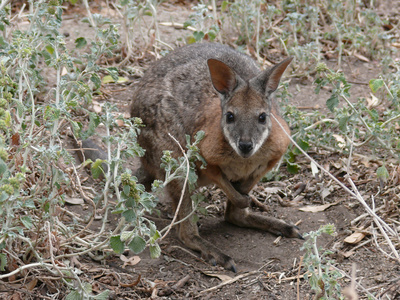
131;43;300;272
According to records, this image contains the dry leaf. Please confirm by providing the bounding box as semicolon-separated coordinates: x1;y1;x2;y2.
320;186;334;201
115;119;125;127
9;293;22;300
360;158;371;168
344;232;366;244
343;250;355;258
263;187;281;194
332;134;346;148
299;201;340;212
25;278;38;291
311;161;319;177
64;197;84;205
353;52;370;62
330;160;342;169
367;93;380;109
202;271;233;283
120;255;141;268
93;104;102;114
11;133;20;147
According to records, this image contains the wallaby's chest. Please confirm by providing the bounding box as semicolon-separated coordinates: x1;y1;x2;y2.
220;154;270;182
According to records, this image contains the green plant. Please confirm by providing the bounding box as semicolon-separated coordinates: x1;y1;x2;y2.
184;2;220;43
217;0;394;74
278;60;400;180
301;224;344;300
109;130;206;258
0;0;119;298
113;0;162;63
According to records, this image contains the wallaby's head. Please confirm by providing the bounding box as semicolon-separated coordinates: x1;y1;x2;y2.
207;57;293;158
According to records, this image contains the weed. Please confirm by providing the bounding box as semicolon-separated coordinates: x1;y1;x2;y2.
184;2;220;43
114;0;162;62
109;130;206;258
301;224;344;300
0;0;124;297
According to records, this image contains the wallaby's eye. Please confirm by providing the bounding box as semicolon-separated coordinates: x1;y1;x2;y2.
258;112;267;124
226;112;235;124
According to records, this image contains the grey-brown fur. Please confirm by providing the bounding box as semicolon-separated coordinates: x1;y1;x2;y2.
131;43;300;271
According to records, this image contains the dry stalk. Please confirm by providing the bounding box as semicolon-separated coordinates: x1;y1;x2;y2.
297;256;304;300
63;160;96;243
159;133;191;241
46;221;63;278
197;270;259;296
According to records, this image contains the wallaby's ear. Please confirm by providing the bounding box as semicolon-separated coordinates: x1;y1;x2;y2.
250;57;293;95
207;59;237;95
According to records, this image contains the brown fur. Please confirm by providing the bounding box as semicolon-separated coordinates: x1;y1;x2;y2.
130;43;300;271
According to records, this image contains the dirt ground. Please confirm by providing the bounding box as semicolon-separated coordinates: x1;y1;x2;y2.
2;1;400;299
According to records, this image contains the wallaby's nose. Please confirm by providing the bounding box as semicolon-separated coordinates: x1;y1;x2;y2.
238;141;253;154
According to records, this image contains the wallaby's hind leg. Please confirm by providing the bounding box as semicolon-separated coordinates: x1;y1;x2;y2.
167;181;237;272
225;201;303;239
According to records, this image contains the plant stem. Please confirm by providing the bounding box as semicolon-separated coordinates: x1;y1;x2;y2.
0;0;11;11
340;93;397;158
159;133;191;241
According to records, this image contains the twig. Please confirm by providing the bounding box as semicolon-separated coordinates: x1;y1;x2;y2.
196;271;259;296
370;207;399;261
169;245;203;262
0;0;11;11
350;205;384;226
341;93;397;158
159;133;191;241
82;0;95;27
55;217;125;260
346;130;355;173
159;21;196;31
63;155;96;243
297;256;304;300
330;265;377;300
1;282;54;300
46;221;63;278
342;263;359;300
249;194;270;212
172;274;190;290
0;262;68;280
210;0;222;42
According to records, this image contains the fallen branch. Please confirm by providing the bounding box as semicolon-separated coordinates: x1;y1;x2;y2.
196;271;259;296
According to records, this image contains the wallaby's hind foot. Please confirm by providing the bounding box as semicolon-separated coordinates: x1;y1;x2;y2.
167;181;238;272
225;201;303;239
178;220;237;272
